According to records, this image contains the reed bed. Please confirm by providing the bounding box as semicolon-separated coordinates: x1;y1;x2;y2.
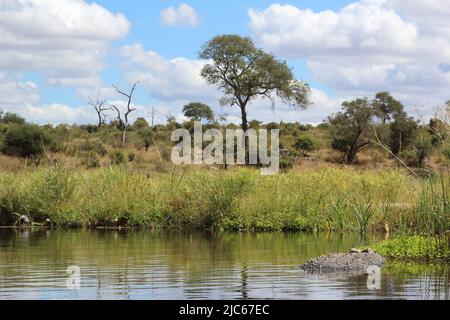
0;166;448;235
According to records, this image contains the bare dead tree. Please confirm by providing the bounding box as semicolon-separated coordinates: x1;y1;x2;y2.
88;96;110;128
111;82;139;147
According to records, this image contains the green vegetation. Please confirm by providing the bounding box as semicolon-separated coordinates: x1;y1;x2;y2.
0;166;448;236
109;149;126;165
0;92;447;174
1;124;54;157
293;135;317;157
0;35;448;264
183;102;215;122
367;236;450;260
329;98;373;164
199;34;311;133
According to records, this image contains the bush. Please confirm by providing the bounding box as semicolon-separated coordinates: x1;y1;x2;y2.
400;139;432;168
0;112;25;125
399;150;417;167
1;124;53;157
414;134;433;167
83;151;101;169
279;156;294;171
109;150;125;165
128;152;136;162
78;139;107;156
293;135;317;156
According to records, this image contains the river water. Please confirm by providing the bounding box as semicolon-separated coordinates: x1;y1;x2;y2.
0;229;448;300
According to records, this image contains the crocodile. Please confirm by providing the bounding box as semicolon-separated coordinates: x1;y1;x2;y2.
300;249;384;274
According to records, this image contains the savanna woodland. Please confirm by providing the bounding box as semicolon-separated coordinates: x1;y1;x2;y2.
1;35;449;261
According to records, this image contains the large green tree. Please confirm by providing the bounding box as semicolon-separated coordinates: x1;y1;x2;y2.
182;102;214;122
199;35;311;132
329;98;374;164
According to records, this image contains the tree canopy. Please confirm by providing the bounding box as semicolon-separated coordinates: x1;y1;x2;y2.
199;34;311;132
372;92;404;124
0;111;25;125
182;102;214;122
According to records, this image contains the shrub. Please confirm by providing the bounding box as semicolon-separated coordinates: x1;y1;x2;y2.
414;134;433;167
83;151;101;169
0;112;25;125
109;150;125;165
128;152;136;162
78;139;107;156
293;135;317;156
279;156;294;171
1;124;53;157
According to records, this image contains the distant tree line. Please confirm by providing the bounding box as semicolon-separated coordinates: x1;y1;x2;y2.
0;34;448;171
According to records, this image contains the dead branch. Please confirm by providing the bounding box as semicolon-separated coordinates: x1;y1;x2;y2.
111;82;139;147
88;95;110;128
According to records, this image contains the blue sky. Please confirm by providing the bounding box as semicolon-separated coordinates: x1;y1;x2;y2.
1;0;448;124
40;0;354;107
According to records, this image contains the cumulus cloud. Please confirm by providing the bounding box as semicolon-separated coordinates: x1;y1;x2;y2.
0;73;40;107
0;0;130;87
160;3;199;27
0;0;132;124
0;75;94;124
249;1;417;58
249;0;450;117
119;43;218;102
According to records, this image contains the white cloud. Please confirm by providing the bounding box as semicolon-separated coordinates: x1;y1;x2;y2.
249;0;450;117
160;3;199;28
23;103;94;124
0;75;94;124
248;1;417;59
119;43;218;102
0;73;40;107
0;0;132;124
0;0;130;87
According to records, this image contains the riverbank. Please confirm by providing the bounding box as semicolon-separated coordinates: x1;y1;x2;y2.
0;166;448;235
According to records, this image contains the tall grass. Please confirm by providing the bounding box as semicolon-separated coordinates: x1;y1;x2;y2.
1;165;446;235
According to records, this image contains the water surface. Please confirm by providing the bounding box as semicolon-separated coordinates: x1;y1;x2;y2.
0;229;448;300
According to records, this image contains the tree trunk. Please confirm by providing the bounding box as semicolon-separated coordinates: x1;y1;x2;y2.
346;143;358;164
346;151;356;164
121;128;127;148
240;106;249;133
240;105;250;164
97;114;102;129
